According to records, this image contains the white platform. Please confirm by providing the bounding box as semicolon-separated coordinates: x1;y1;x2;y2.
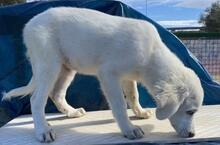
0;105;220;145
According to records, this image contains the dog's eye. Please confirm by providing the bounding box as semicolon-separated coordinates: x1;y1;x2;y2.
186;110;196;115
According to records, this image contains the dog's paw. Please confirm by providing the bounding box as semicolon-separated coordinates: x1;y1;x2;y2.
123;125;144;140
67;108;86;118
135;109;153;119
36;128;56;143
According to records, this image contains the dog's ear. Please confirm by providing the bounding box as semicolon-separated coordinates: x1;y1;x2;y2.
154;83;188;120
155;94;180;120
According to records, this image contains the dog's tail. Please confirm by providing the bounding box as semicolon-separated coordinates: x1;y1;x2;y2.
2;77;35;101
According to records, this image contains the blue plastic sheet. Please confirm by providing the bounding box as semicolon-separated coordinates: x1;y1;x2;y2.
0;0;220;125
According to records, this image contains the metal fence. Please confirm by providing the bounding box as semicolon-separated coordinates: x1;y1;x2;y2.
181;38;220;82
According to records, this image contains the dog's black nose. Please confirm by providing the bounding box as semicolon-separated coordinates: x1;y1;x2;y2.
188;132;195;137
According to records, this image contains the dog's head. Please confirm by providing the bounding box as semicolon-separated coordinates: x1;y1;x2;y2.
153;68;204;137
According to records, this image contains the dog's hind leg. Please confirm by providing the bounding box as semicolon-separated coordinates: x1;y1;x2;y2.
123;80;152;119
30;60;61;143
50;65;86;118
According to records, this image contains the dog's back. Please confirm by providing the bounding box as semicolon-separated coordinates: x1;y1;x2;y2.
23;7;161;76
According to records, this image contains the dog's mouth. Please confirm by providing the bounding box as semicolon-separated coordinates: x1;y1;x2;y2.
171;123;195;138
178;128;195;138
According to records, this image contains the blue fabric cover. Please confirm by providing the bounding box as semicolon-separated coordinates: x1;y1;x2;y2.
0;0;219;125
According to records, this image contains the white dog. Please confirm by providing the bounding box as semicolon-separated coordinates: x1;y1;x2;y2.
3;7;204;143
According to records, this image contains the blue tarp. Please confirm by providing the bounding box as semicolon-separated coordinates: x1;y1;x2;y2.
0;0;220;126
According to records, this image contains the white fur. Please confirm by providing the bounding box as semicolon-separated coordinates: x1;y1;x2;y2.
3;7;204;142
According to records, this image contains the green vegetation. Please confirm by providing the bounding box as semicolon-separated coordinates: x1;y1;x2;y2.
174;31;220;38
0;0;25;6
199;1;220;32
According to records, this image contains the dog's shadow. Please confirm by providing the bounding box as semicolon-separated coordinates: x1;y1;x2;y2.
52;115;155;132
3;114;181;144
6;114;153;129
5;114;155;134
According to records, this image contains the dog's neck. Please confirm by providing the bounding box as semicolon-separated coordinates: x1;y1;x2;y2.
141;44;187;97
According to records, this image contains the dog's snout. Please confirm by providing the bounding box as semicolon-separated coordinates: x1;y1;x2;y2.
188;132;195;137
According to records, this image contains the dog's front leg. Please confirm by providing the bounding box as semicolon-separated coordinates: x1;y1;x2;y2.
98;68;144;139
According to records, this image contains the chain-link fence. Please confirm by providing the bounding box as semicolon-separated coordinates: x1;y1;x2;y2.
181;38;220;82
